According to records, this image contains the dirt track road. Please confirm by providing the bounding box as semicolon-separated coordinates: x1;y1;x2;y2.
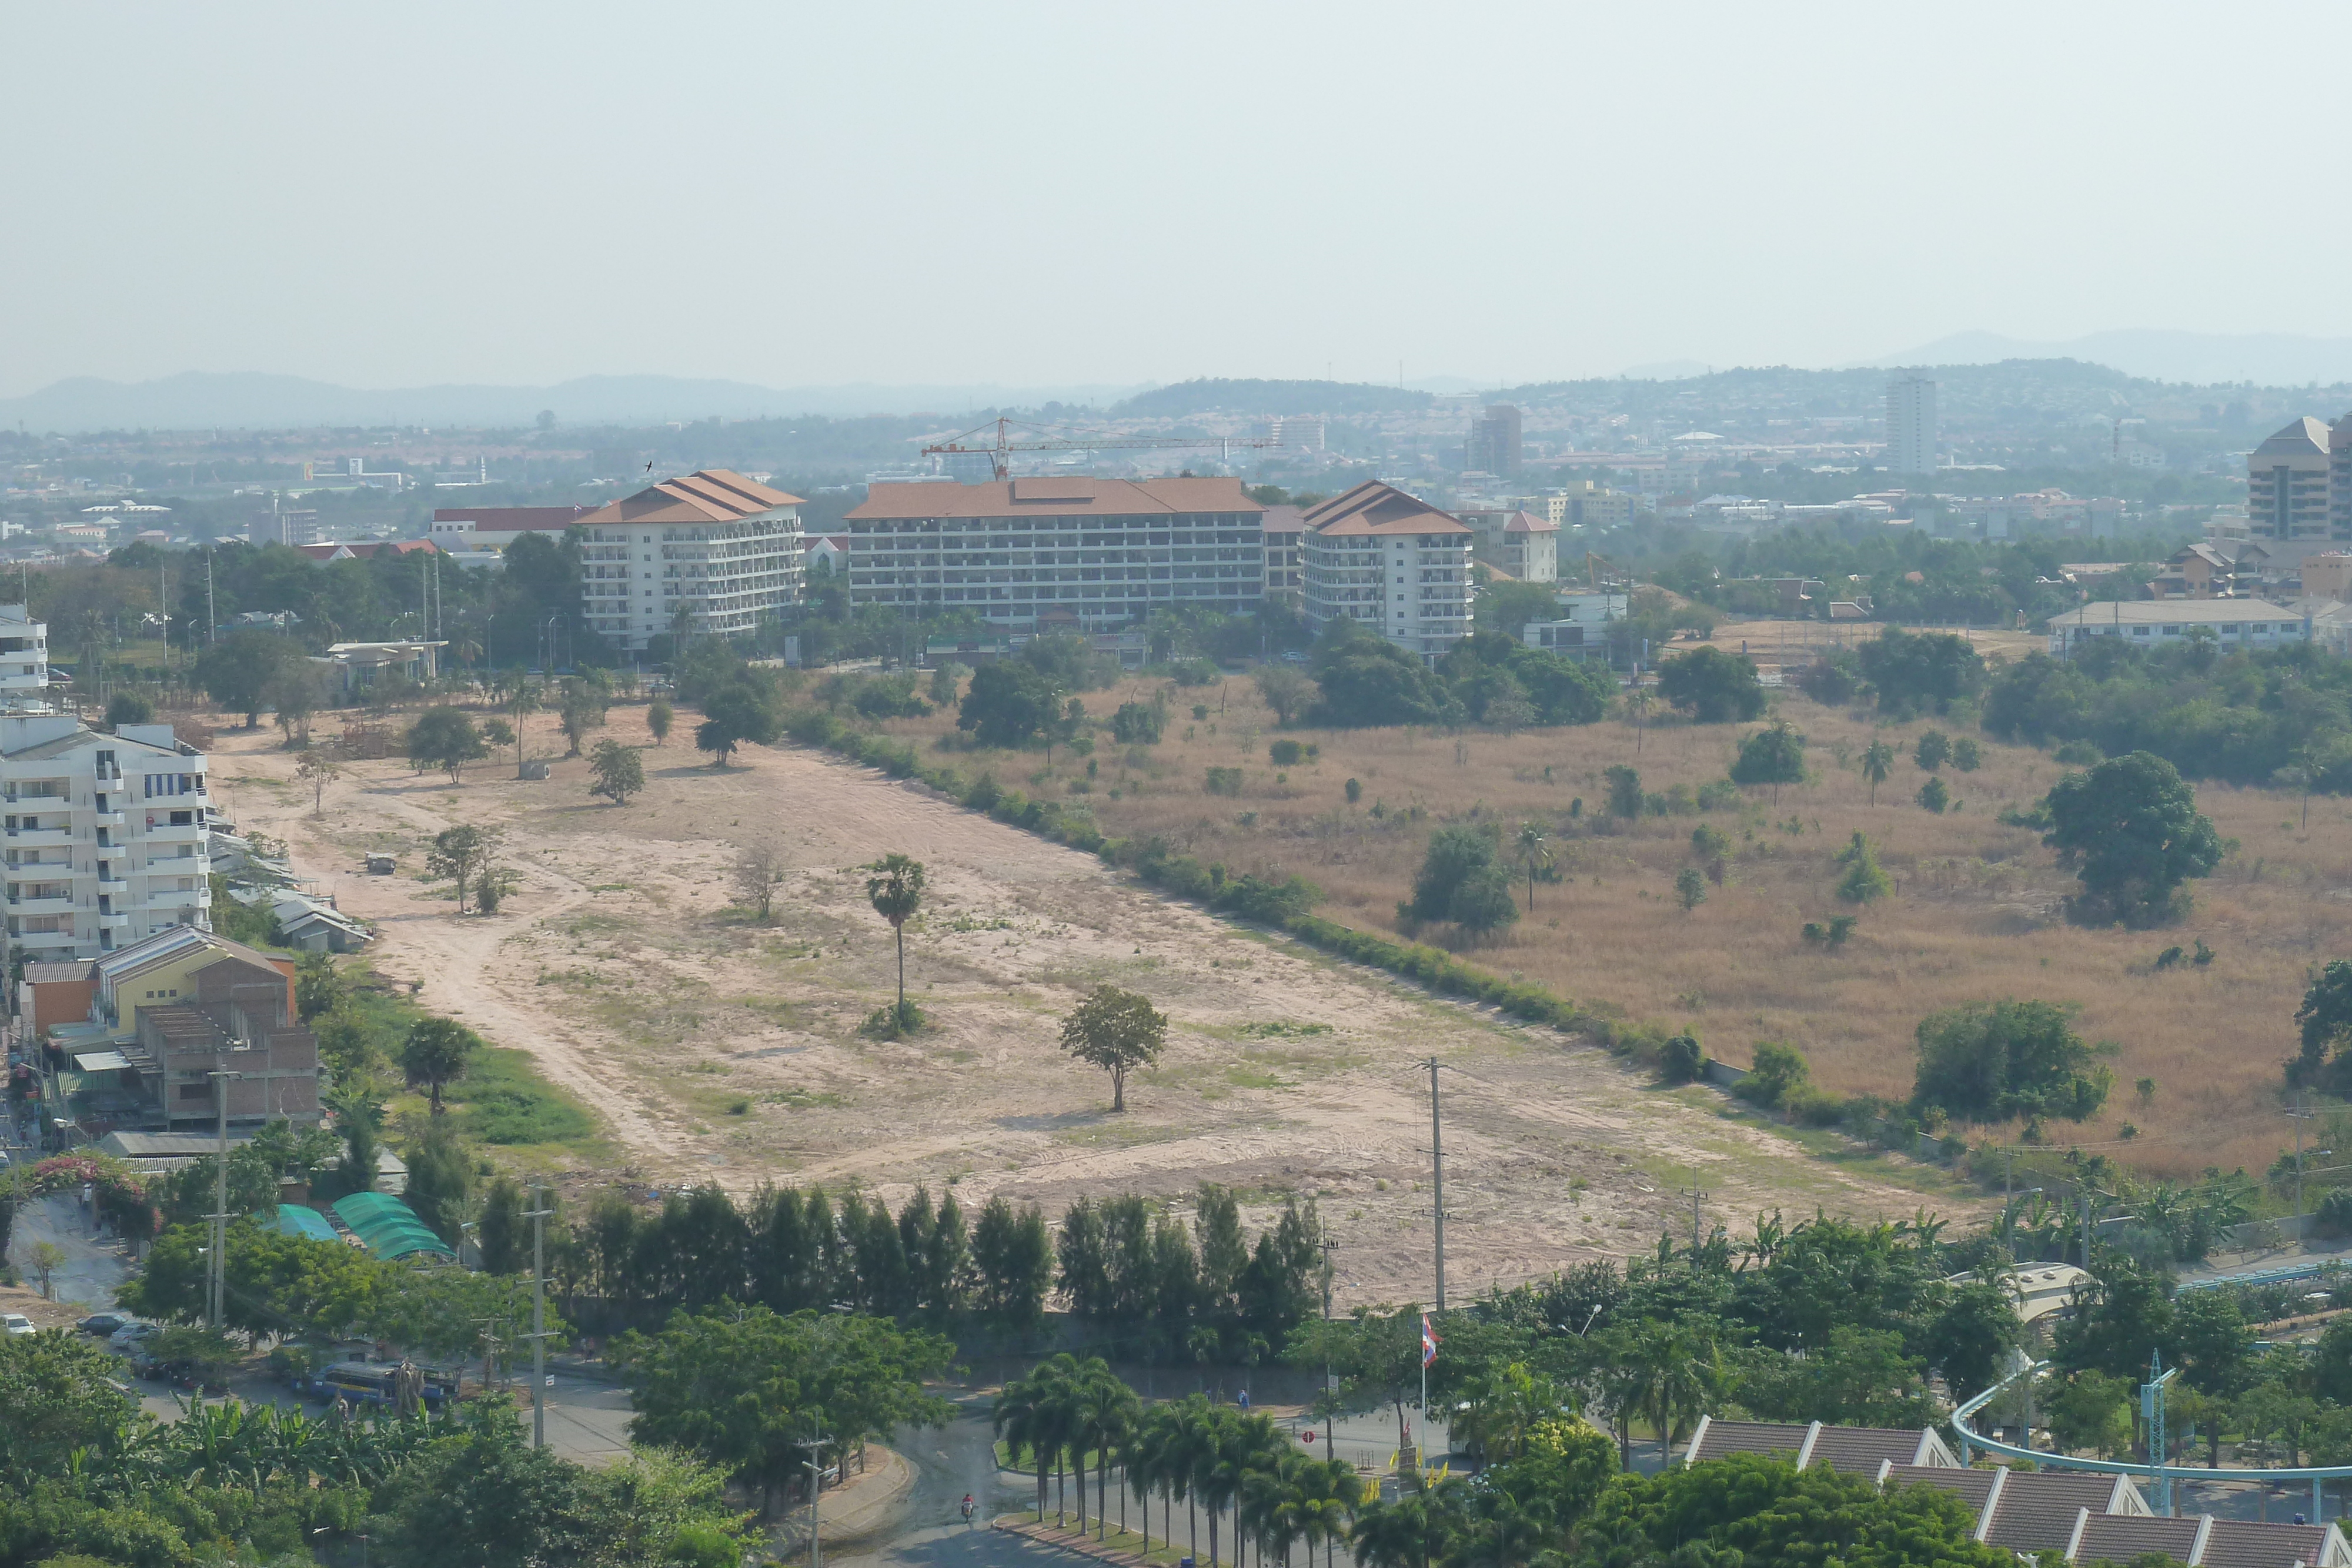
213;710;1973;1305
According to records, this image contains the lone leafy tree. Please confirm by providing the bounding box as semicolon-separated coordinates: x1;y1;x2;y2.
697;678;779;767
1060;985;1167;1112
406;706;486;783
1730;720;1807;804
865;854;927;1026
1675;867;1707;912
647;698;674;746
425;823;497;913
2043;750;2223;927
588;739;644;805
401;1016;482;1115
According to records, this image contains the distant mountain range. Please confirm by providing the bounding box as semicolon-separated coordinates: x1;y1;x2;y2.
1865;330;2352;389
0;372;1150;434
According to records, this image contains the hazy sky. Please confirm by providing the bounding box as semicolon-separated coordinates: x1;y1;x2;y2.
7;2;2349;397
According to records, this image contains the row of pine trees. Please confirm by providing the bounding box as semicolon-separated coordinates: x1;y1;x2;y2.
540;1178;1327;1353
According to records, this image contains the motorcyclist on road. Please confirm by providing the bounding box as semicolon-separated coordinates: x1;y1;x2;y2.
961;1494;976;1524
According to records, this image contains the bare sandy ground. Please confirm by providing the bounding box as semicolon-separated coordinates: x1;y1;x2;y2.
212;708;1972;1308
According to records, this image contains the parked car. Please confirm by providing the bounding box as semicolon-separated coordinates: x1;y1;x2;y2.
107;1322;160;1352
78;1312;132;1338
2;1314;36;1336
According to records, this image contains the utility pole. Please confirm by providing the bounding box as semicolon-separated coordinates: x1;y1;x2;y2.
1318;1238;1337;1418
205;550;215;646
1689;1169;1708;1253
472;1318;505;1394
797;1431;831;1568
1426;1057;1446;1316
522;1183;556;1450
205;1052;243;1331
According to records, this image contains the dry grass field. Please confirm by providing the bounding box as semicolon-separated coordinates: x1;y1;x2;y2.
858;631;2348;1183
208;710;1964;1308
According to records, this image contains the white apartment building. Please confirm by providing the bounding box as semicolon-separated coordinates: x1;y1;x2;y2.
2044;599;2310;660
0;605;49;709
1299;481;1472;658
2250;417;2336;543
2;717;212;964
841;477;1264;629
573;470;804;652
1886;375;1938;475
1458;508;1559;581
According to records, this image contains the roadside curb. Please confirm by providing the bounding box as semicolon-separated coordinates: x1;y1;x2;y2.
995;1517;1160;1567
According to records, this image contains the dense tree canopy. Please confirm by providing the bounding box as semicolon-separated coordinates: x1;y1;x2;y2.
1657;646;1766;723
1910;999;2113;1124
2041;750;2223;926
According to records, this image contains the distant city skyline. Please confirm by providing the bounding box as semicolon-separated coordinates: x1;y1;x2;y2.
7;5;2352;402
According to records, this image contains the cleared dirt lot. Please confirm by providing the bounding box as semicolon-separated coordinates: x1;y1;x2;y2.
211;708;1962;1308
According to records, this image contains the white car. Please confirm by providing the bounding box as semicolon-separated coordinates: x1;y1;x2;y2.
106;1322;158;1352
2;1313;35;1336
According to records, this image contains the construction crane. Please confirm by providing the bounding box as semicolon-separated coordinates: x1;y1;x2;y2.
922;416;1284;480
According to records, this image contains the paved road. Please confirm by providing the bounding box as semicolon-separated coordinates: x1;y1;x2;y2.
829;1399;1034;1568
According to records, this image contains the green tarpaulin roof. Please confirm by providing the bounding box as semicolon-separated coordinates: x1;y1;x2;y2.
261;1204;340;1243
329;1191;455;1261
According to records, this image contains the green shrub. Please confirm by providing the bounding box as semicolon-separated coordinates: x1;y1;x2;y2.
1782;1084;1849;1126
1661;1032;1705;1083
2316;1186;2352;1239
1204;767;1244;797
1738;1041;1810;1108
1269;738;1305;767
1111;701;1165;744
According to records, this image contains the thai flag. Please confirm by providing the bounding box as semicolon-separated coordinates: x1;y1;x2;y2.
1421;1312;1439;1367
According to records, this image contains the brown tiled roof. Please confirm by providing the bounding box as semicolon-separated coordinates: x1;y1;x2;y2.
2198;1519;2331;1568
577;469;804;528
2072;1513;2202;1565
1984;1473;2139;1552
1259;505;1307;537
1503;510;1558;534
848;477;1260;522
1299;480;1471;538
1881;1463;1994;1517
1688;1420;1808;1466
1805;1426;1936;1476
24;961;92;984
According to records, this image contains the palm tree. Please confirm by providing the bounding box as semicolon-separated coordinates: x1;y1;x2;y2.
506;680;544;777
1514;824;1551;912
1300;1456;1364;1568
1628;1323;1716;1466
864;853;927;1025
1125;1403;1181;1553
1240;1456;1307;1568
1077;1360;1139;1541
995;1358;1077;1523
1862;740;1893;805
1626;688;1654;754
1351;1485;1459;1568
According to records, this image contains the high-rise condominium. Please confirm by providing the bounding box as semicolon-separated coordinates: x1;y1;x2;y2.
1466;404;1522;477
1885;376;1938;475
